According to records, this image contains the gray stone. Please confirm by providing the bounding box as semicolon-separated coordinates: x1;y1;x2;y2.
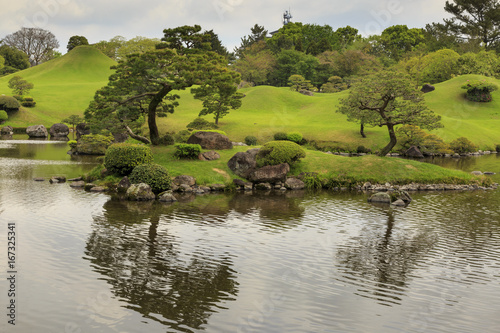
158;190;177;202
49;123;69;137
126;183;156;201
210;184;226;191
76;123;90;140
90;186;107;192
405;146;424;158
68;177;83;181
49;176;66;184
248;163;290;184
391;199;406;206
173;175;196;187
368;192;391;204
26;125;48;138
484;172;496;175
187;131;233;150
70;181;85;188
227;148;260;178
117;176;131;193
1;126;13;135
198;150;221;161
285;178;305;190
33;177;45;182
471;171;483;176
255;182;272;190
299;89;314;96
84;183;96;191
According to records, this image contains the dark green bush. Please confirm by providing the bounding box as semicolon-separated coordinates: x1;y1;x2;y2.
77;134;114;155
244;135;258;146
303;174;323;190
173;143;202;159
174;130;192;143
21;96;36;108
0;110;8;122
356;145;371;154
0;95;20;112
287;132;303;144
449;137;478;154
256;141;306;167
192;129;227;136
104;143;153;175
84;164;106;182
68;140;77;150
158;134;175;146
129;163;172;194
496;144;500;152
273;132;288;141
186;117;218;130
461;80;498;102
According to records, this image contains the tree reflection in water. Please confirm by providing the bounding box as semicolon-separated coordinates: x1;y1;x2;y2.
336;204;437;306
84;199;239;332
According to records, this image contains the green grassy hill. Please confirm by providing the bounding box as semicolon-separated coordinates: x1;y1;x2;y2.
0;46;116;126
1;48;499;150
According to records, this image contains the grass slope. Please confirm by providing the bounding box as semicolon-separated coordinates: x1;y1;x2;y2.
0;46;115;127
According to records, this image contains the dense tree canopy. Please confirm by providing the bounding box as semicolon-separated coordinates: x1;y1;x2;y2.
0;45;30;75
338;70;442;156
2;27;59;66
67;35;89;52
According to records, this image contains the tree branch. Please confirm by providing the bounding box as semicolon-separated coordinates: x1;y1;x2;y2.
124;125;151;144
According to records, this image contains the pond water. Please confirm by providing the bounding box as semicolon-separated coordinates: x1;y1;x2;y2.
0;140;499;333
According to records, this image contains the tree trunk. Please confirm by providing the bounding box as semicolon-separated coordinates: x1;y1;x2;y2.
148;85;172;145
215;114;219;125
124;125;151;145
360;123;366;138
378;123;397;157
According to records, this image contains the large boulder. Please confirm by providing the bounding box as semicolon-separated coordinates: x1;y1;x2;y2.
199;150;221;161
126;183;156;201
173;175;196;187
49;123;69;138
227;148;260;178
26;125;48;138
285;178;306;190
421;84;435;93
368;192;391;204
76;123;90;140
187;131;233;150
405;146;424;158
1;126;13;135
247;163;290;184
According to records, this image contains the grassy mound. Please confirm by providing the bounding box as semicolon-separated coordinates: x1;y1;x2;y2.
0;46;116;127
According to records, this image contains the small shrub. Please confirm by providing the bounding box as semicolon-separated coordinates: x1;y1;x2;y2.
13;95;23;101
356;145;371;154
449;137;478;154
303;174;323;190
244;135;258;146
273;132;288;141
20;96;36;108
104;143;154;175
192;129;227;136
68;140;77;150
129;163;172;194
496;144;500;152
0;95;20;112
173;143;202;159
186;117;218;130
286;132;303;144
158;134;175;146
174;130;192;143
461;80;498;102
0;110;8;123
84;164;106;182
77;134;114;155
256;141;306;167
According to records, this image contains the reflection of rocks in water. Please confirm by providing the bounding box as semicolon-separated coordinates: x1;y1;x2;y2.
85;203;239;331
229;191;305;227
337;210;437;306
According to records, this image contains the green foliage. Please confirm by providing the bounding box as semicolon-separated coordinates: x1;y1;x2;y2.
68;140;77;149
0;45;30;74
62;115;84;131
104;143;153;175
268;50;319;87
449;137;478;154
273;132;288;141
158;134;175;146
174;130;192;143
461;80;498;102
192;129;227;136
356;145;371;154
129;163;172;194
0;95;20;111
397;125;451;154
173;143;202;159
256;141;306;167
496;144;500;152
0;110;8;122
78;134;114;155
288;74;313;91
244;135;258;146
321;76;348;93
8;76;34;95
303;174;323;190
186;117;218;130
287;132;303;144
20;96;36;108
379;25;426;61
458;51;500;77
84;164;106;182
67;36;89;52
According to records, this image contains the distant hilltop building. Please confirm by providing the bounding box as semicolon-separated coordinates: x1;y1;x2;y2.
270;9;293;36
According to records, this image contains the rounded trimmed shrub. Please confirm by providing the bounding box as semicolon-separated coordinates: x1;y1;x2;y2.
273;132;288;141
186;117;218;130
286;132;303;144
158;134;175;146
192;129;227;136
0;110;8;123
256;141;306;167
0;95;20;112
244;135;258;146
173;143;202;159
129;163;172;194
104;143;154;176
449;137;478;154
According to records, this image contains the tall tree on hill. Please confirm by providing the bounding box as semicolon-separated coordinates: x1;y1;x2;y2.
444;0;500;49
337;70;442;156
67;36;89;52
234;24;268;58
85;25;241;145
2;27;59;66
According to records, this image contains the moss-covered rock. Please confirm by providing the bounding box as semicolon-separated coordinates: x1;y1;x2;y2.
77;134;113;155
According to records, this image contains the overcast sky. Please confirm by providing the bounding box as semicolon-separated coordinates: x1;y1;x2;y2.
1;0;452;54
